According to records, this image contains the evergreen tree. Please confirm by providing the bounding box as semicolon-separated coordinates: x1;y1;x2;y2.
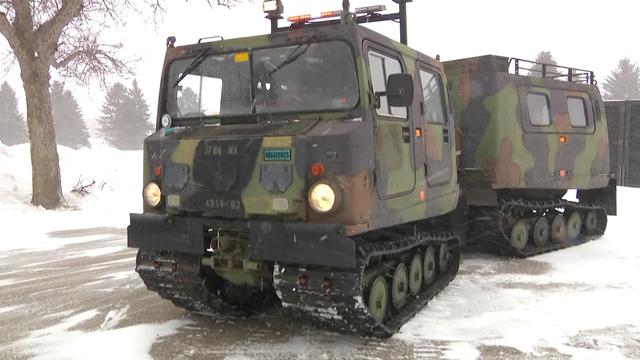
98;82;128;148
178;87;201;115
98;80;153;150
528;51;559;78
50;82;90;149
0;82;28;146
602;58;640;100
128;79;153;146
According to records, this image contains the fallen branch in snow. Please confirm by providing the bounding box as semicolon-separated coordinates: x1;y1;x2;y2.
71;177;96;196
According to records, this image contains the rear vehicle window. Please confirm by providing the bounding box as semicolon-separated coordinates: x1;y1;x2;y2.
567;97;587;127
368;51;407;118
527;93;551;126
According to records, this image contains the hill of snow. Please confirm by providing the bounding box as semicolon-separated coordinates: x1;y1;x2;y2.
0;142;142;251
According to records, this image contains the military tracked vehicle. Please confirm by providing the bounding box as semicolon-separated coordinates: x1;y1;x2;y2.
445;56;617;256
128;0;461;336
127;0;617;335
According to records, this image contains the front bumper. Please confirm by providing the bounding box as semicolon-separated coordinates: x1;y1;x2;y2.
127;214;356;269
127;214;207;254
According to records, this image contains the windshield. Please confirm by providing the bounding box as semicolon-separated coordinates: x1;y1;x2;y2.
166;41;359;120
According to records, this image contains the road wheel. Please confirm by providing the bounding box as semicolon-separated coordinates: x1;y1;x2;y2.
584;210;599;235
367;275;388;323
510;220;529;251
438;243;449;273
408;254;423;296
391;263;408;310
532;217;550;247
551;214;566;243
423;246;436;285
567;212;582;241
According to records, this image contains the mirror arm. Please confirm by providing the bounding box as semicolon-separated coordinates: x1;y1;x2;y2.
373;92;382;109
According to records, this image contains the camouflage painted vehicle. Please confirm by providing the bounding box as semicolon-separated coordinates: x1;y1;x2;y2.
128;1;461;336
444;55;617;256
127;0;618;336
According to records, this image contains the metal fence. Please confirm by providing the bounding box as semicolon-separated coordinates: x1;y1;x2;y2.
605;100;640;187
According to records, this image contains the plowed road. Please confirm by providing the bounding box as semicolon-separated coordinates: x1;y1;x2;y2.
1;226;638;359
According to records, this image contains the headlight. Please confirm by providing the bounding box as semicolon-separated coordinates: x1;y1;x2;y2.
143;182;162;207
308;183;337;213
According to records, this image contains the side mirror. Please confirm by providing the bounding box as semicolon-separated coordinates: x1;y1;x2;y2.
377;73;414;108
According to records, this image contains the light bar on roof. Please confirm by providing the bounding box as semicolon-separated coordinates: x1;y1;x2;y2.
286;4;387;24
320;10;342;18
355;5;387;14
287;14;312;23
287;5;387;24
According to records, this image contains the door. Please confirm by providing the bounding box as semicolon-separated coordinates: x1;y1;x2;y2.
418;67;452;187
368;49;415;198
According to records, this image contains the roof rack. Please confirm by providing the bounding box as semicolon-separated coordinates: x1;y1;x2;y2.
510;57;596;85
264;0;412;45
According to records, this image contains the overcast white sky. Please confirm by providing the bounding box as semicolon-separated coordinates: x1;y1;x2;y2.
1;0;639;128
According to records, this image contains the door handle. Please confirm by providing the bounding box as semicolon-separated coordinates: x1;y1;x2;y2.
443;128;450;143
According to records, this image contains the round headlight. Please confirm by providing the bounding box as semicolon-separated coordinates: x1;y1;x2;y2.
308;183;336;213
143;182;162;207
161;114;172;128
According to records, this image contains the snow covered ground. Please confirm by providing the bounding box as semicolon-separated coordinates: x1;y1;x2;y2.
1;143;639;359
0;141;141;252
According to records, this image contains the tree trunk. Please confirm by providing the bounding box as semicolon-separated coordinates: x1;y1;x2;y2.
19;57;63;209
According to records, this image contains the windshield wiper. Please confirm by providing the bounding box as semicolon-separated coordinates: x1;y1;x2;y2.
267;43;311;77
251;44;312;114
173;48;212;88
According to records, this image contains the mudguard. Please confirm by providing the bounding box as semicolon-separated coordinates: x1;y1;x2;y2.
250;222;356;269
577;178;617;216
128;213;207;254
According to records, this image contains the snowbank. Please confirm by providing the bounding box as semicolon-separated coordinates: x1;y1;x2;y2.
0;141;142;251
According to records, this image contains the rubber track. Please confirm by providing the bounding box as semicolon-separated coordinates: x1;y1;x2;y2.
136;249;226;314
470;199;607;258
274;230;460;337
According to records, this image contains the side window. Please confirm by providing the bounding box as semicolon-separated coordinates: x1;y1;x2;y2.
368;51;407;118
527;93;551;126
369;55;389;115
419;69;446;124
567;97;587;127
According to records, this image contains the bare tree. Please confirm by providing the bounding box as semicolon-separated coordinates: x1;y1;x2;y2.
0;0;243;209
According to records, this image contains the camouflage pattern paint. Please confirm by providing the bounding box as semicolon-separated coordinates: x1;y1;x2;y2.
444;55;610;204
141;23;460;240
